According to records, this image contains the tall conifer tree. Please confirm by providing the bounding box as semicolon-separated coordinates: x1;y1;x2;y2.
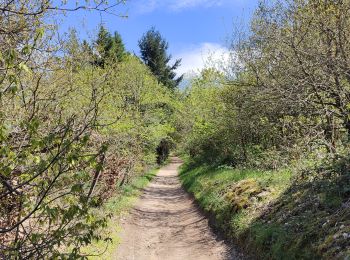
138;27;183;90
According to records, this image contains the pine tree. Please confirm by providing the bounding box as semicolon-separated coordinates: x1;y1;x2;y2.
95;25;125;66
111;31;125;61
138;27;183;90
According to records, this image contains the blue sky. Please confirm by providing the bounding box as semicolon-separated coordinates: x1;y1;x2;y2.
57;0;259;75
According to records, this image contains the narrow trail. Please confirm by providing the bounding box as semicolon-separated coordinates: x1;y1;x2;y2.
115;157;240;260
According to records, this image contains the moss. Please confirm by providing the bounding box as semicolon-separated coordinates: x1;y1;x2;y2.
319;192;343;209
224;179;264;213
180;160;350;259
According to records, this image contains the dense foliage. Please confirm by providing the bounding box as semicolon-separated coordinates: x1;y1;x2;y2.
0;1;178;258
178;0;350;258
180;0;350;170
2;0;350;258
95;25;126;66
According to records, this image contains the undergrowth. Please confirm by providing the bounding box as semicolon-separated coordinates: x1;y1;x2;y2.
180;160;350;259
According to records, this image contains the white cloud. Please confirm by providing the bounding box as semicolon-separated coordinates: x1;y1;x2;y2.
133;0;231;13
170;0;224;11
133;0;158;14
173;42;231;78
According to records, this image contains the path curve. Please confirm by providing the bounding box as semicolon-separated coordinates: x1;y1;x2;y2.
115;157;240;260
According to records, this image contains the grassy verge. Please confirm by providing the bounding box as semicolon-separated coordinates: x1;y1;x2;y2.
180;161;350;259
82;168;158;259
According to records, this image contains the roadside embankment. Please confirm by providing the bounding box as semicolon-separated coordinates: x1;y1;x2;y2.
179;161;350;259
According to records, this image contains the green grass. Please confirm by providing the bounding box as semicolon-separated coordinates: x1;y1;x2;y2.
180;163;291;239
180;163;288;257
82;168;158;259
179;161;350;259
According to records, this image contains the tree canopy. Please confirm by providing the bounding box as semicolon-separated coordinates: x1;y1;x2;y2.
1;0;350;258
96;25;126;66
0;4;177;257
138;27;183;90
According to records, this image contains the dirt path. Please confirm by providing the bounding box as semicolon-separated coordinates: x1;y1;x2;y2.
115;157;240;260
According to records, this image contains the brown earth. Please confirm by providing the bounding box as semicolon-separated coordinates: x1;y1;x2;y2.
115;157;241;260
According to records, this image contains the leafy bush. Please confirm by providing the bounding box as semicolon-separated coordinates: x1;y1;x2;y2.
0;3;177;257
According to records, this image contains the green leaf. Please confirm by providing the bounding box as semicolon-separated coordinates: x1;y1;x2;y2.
19;62;31;74
21;45;32;55
71;183;83;193
35;27;45;40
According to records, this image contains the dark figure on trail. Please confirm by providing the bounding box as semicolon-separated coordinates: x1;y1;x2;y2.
156;139;170;164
